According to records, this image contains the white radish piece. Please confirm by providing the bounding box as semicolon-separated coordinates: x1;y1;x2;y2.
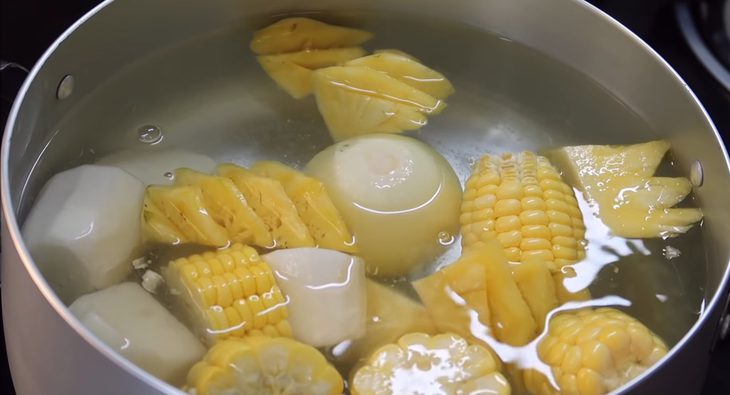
69;283;205;384
262;248;366;348
306;134;462;278
22;165;144;303
96;148;215;185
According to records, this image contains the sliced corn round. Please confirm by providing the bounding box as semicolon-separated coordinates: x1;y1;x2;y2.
186;336;343;395
351;332;510;395
522;308;668;395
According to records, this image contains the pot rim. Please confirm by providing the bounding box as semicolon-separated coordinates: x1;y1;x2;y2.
2;1;730;394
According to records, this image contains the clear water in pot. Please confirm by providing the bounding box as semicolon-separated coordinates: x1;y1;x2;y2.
22;11;706;393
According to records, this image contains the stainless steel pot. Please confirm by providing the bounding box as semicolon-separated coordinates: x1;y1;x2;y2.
3;0;730;394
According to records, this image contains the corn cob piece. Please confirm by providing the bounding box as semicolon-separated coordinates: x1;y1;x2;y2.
414;240;537;347
144;185;229;247
512;257;559;332
187;336;343;395
258;47;367;98
548;140;703;238
250;17;373;55
165;243;292;345
174;168;273;248
218;164;315;248
521;308;668;395
553;266;592;304
461;151;586;272
351;332;510;395
252;161;357;253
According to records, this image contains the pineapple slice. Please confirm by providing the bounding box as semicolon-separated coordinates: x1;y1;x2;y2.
217;164;314;248
374;49;420;60
144;185;229;247
258;47;366;98
141;195;184;245
250;17;373;55
511;258;558;331
345;51;454;99
251;161;356;253
174;168;273;248
549;140;703;238
312;66;443;141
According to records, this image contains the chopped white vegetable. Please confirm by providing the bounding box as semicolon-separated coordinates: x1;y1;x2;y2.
141;270;164;294
96;148;216;185
69;283;205;384
263;248;366;347
132;256;150;270
22;165;144;303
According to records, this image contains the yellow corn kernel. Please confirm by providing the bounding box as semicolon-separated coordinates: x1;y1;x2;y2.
351;333;510;395
521;308;668;395
461;152;586;272
218;164;315;248
165;243;290;345
187;336;343;395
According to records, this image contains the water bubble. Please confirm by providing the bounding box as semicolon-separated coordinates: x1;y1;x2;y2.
163;171;174;180
437;231;455;246
137;125;163;145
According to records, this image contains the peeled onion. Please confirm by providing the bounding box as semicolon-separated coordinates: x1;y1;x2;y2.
306;134;461;278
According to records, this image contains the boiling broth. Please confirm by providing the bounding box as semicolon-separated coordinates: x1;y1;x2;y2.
25;11;705;393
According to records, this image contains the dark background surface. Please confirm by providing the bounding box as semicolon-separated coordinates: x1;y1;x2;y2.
1;0;729;394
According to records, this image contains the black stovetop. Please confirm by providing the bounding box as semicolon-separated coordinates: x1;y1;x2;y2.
1;0;728;394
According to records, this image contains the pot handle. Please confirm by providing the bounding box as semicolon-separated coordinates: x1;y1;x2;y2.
0;61;29;73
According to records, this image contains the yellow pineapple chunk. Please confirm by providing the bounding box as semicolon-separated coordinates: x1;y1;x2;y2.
141;195;185;245
373;49;419;60
173;168;273;248
512;257;559;331
345;51;454;99
144;185;229;247
250;17;373;55
312;66;443;142
549;140;703;238
251;161;356;253
217;164;314;248
257;47;366;98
